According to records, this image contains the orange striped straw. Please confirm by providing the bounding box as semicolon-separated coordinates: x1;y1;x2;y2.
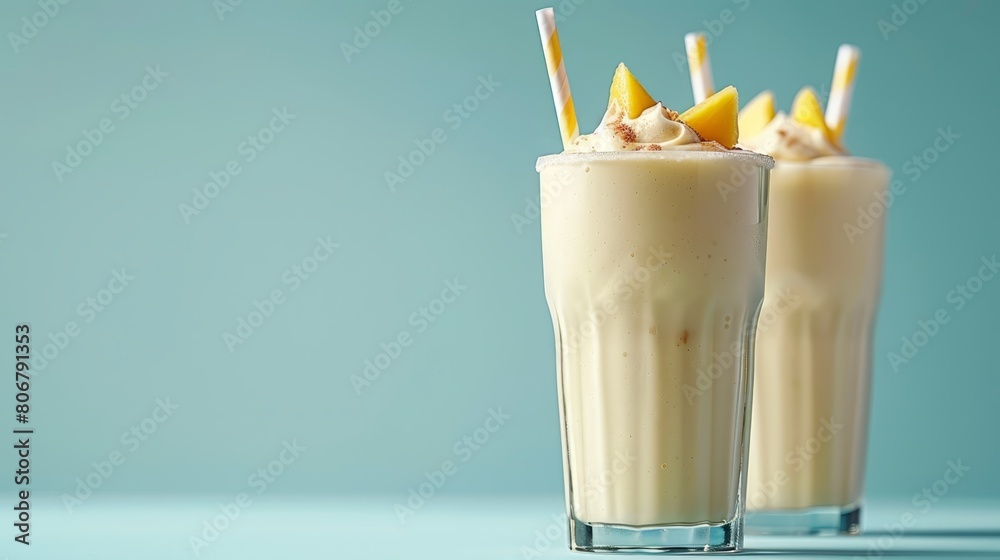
536;8;579;149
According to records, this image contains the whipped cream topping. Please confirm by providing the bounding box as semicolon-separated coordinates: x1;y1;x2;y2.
739;112;847;161
565;103;709;153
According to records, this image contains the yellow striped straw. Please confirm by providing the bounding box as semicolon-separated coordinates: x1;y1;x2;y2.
536;8;579;149
825;44;861;142
685;32;715;103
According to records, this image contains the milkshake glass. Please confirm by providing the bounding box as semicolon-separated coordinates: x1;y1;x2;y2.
737;91;892;533
746;157;890;534
539;148;772;552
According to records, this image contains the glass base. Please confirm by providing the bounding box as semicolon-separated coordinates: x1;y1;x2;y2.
570;517;742;553
745;505;861;535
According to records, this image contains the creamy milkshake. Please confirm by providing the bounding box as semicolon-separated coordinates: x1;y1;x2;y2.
537;62;773;552
740;89;891;534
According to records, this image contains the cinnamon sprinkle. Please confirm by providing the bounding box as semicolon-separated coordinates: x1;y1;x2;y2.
612;121;637;144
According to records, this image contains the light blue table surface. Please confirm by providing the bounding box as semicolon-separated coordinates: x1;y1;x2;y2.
8;495;998;559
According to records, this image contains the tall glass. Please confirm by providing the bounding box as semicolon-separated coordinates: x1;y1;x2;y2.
537;150;773;552
747;159;891;535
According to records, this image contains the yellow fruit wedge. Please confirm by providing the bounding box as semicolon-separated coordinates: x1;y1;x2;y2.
790;87;833;141
680;85;739;149
738;90;776;139
609;63;657;120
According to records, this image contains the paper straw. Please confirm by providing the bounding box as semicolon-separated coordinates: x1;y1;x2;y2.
536;8;579;149
685;32;715;103
825;44;861;142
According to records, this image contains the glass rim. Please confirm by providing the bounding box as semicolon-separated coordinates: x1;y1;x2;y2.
536;149;775;172
772;156;891;172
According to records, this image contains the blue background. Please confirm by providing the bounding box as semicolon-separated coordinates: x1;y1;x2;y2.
0;0;996;537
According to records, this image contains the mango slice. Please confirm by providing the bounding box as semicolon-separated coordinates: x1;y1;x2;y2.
738;90;776;139
680;85;739;149
609;63;657;120
790;87;833;141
